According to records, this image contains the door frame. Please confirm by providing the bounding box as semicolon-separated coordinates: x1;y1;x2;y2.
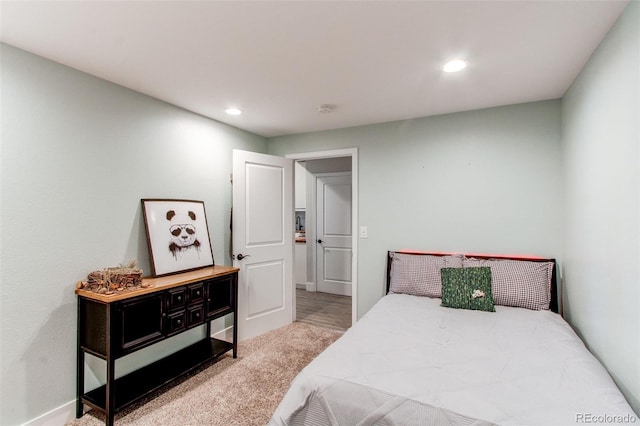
286;148;358;326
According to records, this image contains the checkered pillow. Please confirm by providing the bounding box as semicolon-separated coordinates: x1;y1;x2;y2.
389;252;463;298
462;257;553;310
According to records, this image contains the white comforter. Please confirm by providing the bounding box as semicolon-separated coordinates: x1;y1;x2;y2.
271;294;637;425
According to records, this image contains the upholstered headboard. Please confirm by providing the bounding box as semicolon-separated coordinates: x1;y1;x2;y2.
386;251;559;313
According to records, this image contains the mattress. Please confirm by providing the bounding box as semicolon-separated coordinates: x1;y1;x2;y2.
270;293;637;425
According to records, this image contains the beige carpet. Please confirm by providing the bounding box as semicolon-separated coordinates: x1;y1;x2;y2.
69;322;342;426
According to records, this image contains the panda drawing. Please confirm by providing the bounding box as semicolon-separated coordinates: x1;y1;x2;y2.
166;209;201;258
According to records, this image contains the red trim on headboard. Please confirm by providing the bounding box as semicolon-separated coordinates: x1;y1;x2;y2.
390;249;559;314
397;250;547;261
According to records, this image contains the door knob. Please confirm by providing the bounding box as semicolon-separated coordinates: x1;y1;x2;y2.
317;239;323;244
236;253;250;260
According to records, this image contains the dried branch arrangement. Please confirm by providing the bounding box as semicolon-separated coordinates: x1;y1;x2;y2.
77;261;147;294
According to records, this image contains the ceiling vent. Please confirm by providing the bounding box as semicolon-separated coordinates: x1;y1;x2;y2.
318;104;337;113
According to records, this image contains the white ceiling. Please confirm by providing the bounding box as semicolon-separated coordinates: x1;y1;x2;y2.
0;1;629;138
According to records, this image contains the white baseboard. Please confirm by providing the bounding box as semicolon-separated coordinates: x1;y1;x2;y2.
317;282;351;296
23;400;77;426
25;328;234;426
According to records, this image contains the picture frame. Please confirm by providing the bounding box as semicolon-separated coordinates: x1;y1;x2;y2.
141;199;215;276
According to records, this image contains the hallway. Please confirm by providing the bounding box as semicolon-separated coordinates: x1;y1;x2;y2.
295;289;351;332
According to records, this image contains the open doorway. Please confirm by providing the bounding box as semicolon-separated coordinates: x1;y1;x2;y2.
287;149;358;331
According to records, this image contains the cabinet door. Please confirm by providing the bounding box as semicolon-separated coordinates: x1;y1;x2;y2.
79;298;107;356
117;293;164;355
205;275;234;319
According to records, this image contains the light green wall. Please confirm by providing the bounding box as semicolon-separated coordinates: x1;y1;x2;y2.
3;2;638;421
561;1;639;413
268;100;563;319
0;43;267;425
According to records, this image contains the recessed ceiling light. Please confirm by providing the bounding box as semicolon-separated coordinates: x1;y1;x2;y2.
443;59;467;73
225;107;243;116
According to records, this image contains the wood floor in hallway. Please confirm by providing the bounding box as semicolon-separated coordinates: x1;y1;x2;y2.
295;288;351;332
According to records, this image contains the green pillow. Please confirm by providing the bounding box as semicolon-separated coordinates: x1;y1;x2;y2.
440;267;495;312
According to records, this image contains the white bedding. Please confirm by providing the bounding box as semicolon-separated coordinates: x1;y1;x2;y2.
271;294;637;425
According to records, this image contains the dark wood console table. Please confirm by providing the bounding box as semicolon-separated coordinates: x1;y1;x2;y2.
76;266;239;426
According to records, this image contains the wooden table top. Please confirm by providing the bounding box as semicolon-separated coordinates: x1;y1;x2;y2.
75;265;239;303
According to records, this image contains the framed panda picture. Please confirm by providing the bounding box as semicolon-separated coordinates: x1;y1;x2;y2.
141;199;215;276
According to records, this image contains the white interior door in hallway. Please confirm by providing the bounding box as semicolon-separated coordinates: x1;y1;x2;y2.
232;150;293;341
316;173;352;296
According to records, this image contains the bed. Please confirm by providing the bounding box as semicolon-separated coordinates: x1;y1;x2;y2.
270;251;638;425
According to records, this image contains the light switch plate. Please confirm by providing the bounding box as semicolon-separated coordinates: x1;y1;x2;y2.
360;226;368;238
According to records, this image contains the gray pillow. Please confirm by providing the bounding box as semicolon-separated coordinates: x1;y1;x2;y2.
389;252;463;298
463;258;553;310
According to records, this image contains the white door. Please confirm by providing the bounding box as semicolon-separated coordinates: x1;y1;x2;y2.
232;150;294;341
316;173;352;296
